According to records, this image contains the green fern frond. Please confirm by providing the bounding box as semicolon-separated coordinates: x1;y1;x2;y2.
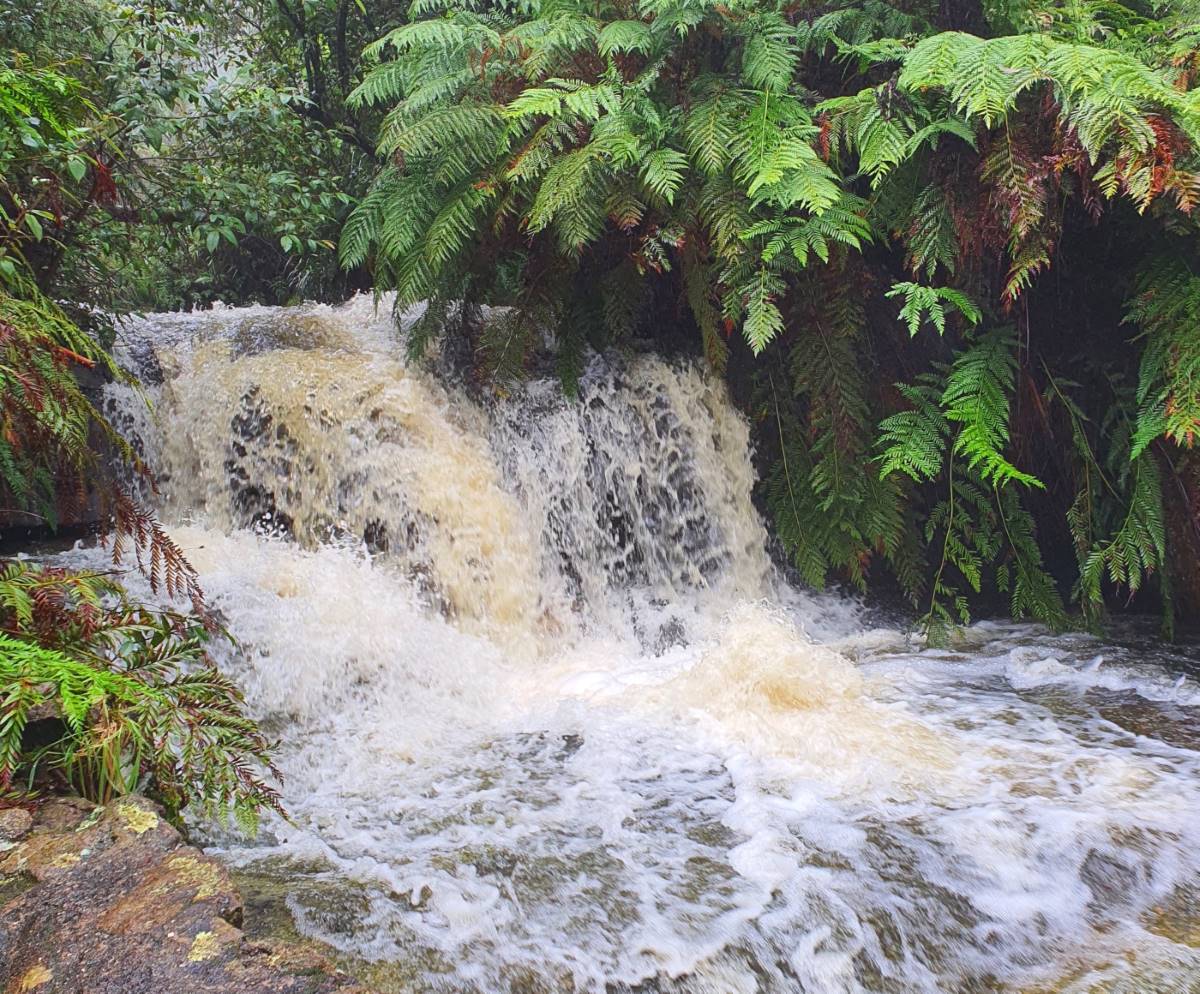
886;282;982;336
742;268;786;353
878;378;950;482
1125;256;1200;454
942;328;1043;489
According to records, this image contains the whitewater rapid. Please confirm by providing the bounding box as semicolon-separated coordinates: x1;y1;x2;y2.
63;297;1200;993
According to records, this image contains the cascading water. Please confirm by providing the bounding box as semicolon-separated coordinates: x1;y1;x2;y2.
70;296;1200;993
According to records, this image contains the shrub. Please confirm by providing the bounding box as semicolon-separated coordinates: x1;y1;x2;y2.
0;561;282;833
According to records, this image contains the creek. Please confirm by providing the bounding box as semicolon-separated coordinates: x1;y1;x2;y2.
56;297;1200;993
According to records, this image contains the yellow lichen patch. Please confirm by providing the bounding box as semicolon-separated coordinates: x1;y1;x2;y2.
165;854;223;900
117;803;158;835
1;833;86;877
187;930;221;963
17;965;52;990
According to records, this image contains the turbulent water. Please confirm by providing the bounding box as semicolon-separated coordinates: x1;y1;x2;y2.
69;297;1200;992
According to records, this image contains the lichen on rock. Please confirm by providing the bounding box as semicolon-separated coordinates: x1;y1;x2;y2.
116;802;159;836
166;854;225;901
0;796;370;994
16;964;51;991
187;930;222;962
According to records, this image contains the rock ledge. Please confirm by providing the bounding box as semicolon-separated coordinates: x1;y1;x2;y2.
0;796;370;994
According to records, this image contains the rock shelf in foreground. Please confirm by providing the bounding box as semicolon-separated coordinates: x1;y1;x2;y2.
0;795;369;994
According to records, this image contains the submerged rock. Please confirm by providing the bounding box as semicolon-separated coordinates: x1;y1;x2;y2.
0;796;371;994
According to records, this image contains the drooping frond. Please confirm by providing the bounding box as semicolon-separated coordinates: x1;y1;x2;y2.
1080;453;1167;600
877;377;950;483
1125;256;1200;455
886;282;981;336
942;328;1042;489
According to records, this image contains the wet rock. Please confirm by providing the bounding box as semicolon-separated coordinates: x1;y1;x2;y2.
0;795;372;994
653;618;687;655
1144;882;1200;947
0;807;32;842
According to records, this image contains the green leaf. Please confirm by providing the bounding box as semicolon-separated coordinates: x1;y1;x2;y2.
743;269;786;353
886;282;981;336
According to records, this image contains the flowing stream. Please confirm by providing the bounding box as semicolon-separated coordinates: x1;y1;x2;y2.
68;297;1200;992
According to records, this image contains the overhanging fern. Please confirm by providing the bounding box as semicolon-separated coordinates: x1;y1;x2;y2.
342;0;1200;636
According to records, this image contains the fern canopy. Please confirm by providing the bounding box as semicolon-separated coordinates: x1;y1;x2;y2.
345;0;1200;638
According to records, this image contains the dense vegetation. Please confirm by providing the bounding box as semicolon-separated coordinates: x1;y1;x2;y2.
0;562;281;831
0;1;361;822
340;0;1200;638
1;0;395;311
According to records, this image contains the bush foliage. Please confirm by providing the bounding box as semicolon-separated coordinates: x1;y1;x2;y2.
1;15;285;825
0;562;281;831
342;0;1200;638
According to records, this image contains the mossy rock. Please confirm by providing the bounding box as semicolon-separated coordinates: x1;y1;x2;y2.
0;795;373;994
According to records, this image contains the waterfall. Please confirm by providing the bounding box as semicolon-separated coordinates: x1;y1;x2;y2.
109;298;804;642
82;296;1200;994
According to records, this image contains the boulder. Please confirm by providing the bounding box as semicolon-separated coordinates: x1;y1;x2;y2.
0;795;372;994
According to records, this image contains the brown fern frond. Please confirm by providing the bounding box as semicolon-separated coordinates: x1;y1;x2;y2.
105;488;210;623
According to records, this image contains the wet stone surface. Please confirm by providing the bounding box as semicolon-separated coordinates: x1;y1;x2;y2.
0;808;32;842
0;796;372;994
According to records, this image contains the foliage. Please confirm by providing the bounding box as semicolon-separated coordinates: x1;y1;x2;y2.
0;278;116;527
877;329;1067;637
345;0;1200;637
765;269;924;597
1127;256;1200;456
0;562;281;832
1;0;390;311
887;283;981;337
0;268;209;613
0;15;259;610
0;9;293;822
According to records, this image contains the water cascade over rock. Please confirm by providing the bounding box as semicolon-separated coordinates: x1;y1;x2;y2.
80;297;1200;994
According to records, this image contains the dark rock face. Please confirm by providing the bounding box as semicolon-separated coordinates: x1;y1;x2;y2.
0;796;371;994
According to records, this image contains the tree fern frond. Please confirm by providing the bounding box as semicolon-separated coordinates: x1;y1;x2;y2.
942;328;1043;488
886;282;981;336
878;378;950;482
